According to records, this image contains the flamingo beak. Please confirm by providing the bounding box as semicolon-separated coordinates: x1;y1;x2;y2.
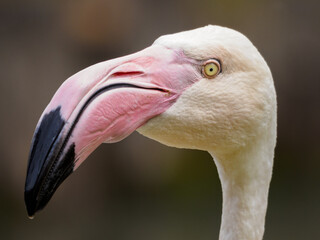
24;44;198;217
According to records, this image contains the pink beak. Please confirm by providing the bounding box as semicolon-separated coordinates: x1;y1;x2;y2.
24;44;199;217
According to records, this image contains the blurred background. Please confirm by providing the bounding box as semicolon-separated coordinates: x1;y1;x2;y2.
0;0;319;239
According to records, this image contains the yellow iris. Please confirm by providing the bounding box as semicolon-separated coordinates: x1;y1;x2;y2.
203;61;220;78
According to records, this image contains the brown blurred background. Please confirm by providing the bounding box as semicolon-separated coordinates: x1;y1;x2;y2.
0;0;319;239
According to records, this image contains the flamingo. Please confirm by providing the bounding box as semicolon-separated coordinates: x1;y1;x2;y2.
25;25;277;240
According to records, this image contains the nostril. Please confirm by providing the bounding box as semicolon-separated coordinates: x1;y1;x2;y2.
110;71;144;78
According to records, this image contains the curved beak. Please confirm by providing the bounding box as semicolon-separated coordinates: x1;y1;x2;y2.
24;44;198;217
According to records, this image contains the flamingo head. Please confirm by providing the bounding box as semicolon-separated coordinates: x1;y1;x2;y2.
24;25;276;218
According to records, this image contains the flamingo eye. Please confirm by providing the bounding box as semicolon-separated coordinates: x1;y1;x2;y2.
203;60;220;78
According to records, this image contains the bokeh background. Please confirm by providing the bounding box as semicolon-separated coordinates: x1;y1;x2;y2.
1;0;319;239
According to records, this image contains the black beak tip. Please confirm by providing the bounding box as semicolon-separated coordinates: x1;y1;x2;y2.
24;143;77;218
24;188;52;218
24;106;76;218
24;106;67;218
24;189;37;218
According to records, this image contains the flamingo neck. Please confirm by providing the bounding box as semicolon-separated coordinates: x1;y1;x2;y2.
210;135;275;240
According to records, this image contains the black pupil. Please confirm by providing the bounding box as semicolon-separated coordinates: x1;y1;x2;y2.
210;68;213;72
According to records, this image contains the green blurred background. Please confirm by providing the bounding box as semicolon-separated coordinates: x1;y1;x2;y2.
0;0;319;239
